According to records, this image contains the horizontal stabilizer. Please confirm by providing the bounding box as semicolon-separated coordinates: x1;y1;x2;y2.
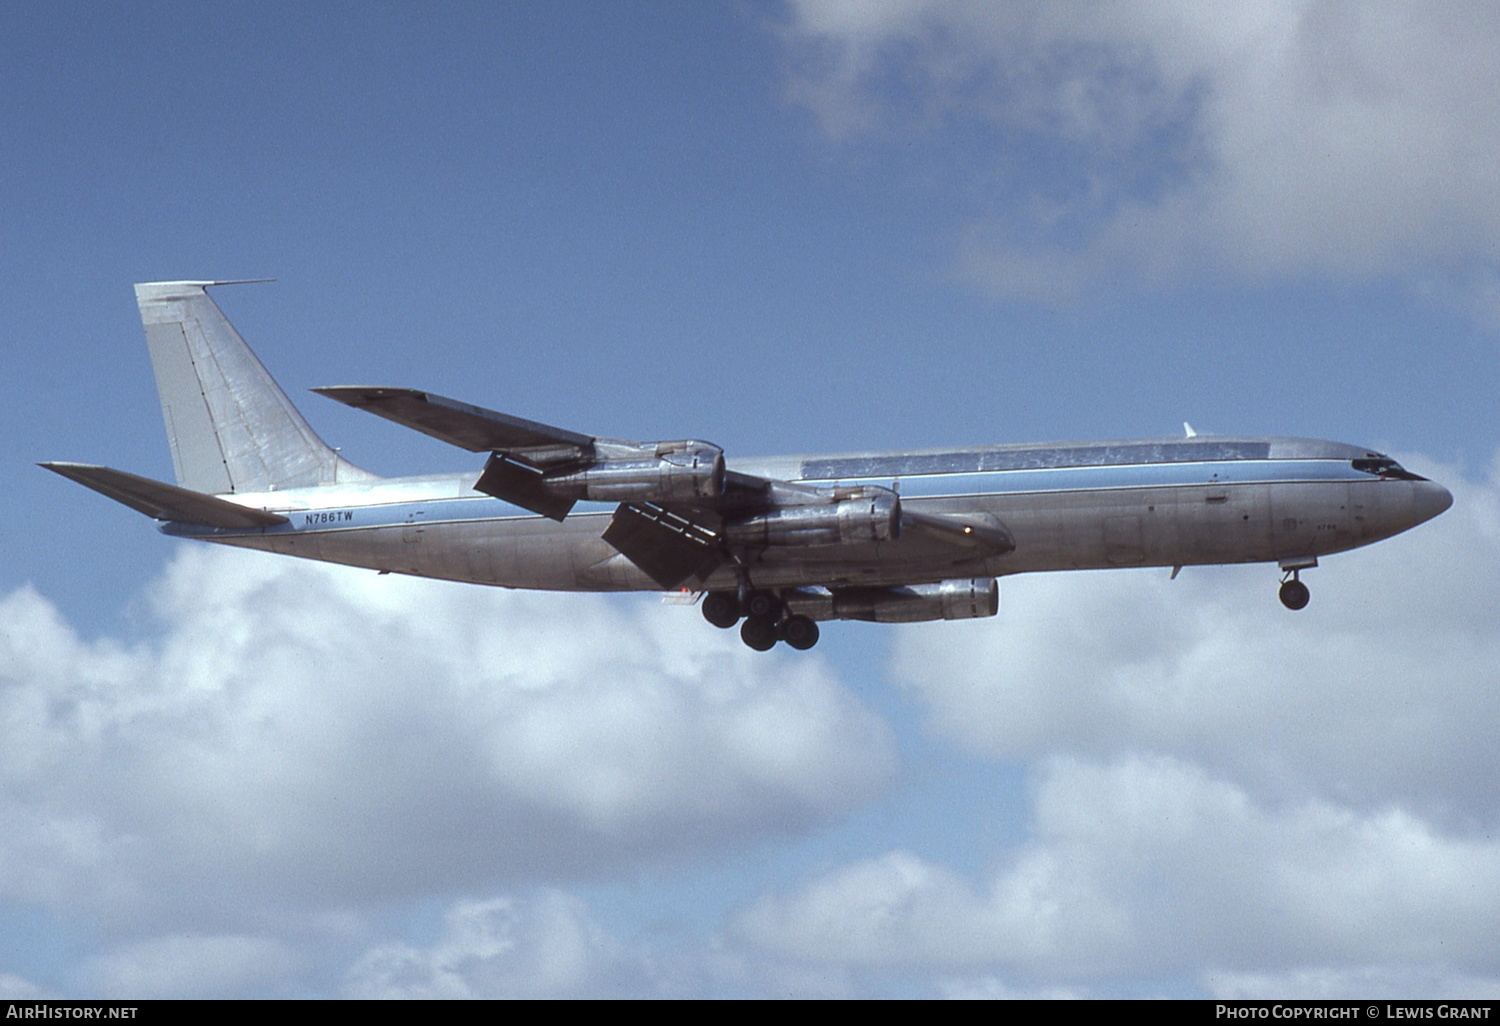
39;463;289;528
314;386;594;462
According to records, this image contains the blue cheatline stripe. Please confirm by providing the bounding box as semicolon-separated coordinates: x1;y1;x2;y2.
165;458;1360;538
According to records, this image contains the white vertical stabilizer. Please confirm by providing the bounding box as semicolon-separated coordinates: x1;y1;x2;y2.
134;281;376;494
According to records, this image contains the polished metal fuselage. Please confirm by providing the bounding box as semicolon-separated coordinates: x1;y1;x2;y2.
165;434;1452;593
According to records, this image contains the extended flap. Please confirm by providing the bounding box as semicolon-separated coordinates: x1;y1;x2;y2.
602;502;722;589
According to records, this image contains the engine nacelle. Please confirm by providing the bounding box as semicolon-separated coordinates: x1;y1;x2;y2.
724;487;900;547
785;578;999;623
547;441;725;504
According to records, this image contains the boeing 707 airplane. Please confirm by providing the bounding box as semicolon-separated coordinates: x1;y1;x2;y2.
42;281;1452;651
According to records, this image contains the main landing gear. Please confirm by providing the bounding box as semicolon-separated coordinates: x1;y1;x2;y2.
701;591;820;651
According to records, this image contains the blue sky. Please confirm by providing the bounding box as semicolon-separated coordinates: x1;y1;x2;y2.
3;1;1499;998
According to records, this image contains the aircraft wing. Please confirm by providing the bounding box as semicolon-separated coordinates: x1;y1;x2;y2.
317;386;1013;589
313;386;594;464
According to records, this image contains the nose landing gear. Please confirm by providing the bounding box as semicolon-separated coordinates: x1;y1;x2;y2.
1279;571;1310;610
1277;556;1316;610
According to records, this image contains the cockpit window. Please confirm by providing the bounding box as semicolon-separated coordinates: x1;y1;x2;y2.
1352;457;1427;481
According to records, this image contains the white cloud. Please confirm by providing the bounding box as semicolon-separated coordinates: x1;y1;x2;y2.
341;886;884;999
1205;966;1500;1001
344;892;634;999
82;934;298;1000
0;545;896;941
937;977;1087;1000
734;755;1500;983
779;1;1500;304
0;973;52;999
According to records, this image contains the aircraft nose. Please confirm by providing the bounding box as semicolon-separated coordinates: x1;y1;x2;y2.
1412;480;1453;525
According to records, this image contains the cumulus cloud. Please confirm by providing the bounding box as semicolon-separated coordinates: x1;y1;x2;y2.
343;886;867;999
735;755;1500;985
0;973;52;999
82;934;299;1000
0;545;895;988
779;1;1500;305
344;891;636;999
937;977;1087;1000
1206;966;1500;1001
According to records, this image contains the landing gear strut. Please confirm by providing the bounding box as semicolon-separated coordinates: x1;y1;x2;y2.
744;590;782;621
1279;572;1310;610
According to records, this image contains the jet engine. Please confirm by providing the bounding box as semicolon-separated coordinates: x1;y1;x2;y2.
784;578;999;623
543;441;725;503
724;486;900;547
477;440;724;519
